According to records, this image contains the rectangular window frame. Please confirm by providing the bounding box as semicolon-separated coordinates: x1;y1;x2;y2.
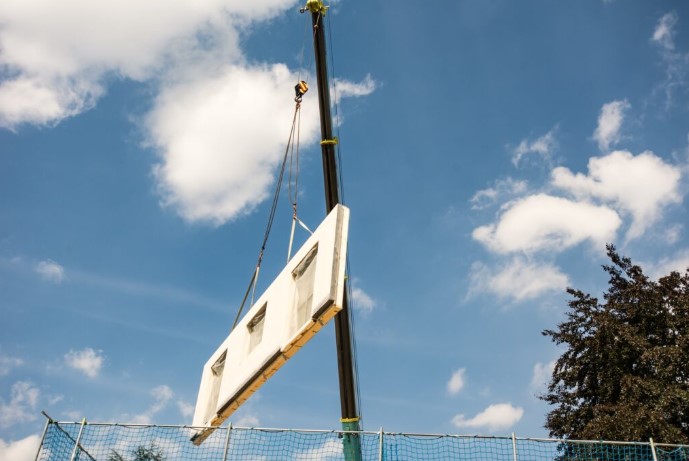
247;304;267;353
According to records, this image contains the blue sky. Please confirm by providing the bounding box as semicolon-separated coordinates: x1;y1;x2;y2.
2;0;689;458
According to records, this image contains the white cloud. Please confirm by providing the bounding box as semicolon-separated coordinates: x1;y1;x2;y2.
234;413;260;427
447;368;466;395
332;74;377;104
652;12;678;51
147;67;375;225
295;439;342;461
472;194;620;254
64;348;104;378
0;353;23;376
47;395;64;406
132;385;174;424
593;100;630;152
0;381;40;428
470;178;528;210
35;259;66;283
62;410;82;421
531;360;556;390
0;76;101;129
452;403;524;432
62;410;83;421
150;385;174;412
663;224;683;245
0;434;41;461
177;400;194;419
147;64;321;225
650;12;689;108
512;128;558;166
351;287;376;314
552;150;682;240
0;0;294;129
648;250;689;279
469;258;569;302
0;1;377;224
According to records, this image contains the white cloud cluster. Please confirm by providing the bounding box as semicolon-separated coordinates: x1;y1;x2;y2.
470;178;528;210
512;128;558;166
64;348;104;378
234;413;260;427
471;100;685;303
332;74;377;105
177;400;194;419
1;0;377;225
35;259;66;283
351;286;376;314
593;100;630;152
531;360;556;390
452;403;523;432
447;368;466;395
650;12;689;107
652;11;678;51
0;0;292;129
552;150;682;240
148;66;374;224
0;381;39;428
647;250;689;279
148;63;320;224
0;434;41;461
296;439;342;461
0;353;23;376
132;385;174;424
470;258;569;302
62;410;83;421
472;194;620;254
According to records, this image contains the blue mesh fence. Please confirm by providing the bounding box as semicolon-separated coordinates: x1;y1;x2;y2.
35;420;689;461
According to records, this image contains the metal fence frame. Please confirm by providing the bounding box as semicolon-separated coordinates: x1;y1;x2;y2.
35;413;689;461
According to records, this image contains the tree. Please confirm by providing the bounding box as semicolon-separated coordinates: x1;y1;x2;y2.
540;245;689;443
107;443;165;461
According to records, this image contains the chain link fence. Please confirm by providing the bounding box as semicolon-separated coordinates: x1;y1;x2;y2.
35;417;689;461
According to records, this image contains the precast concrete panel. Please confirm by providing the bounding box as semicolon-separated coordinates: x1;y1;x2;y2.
191;205;350;444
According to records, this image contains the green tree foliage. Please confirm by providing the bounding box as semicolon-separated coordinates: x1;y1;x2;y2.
541;245;689;443
107;443;165;461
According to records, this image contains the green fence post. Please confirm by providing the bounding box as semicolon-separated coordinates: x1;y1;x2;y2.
33;413;52;461
69;418;87;461
650;438;659;461
378;427;384;461
221;424;232;461
512;432;518;461
341;418;362;461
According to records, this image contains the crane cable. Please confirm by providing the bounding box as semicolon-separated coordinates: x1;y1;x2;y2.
230;84;309;333
286;88;314;263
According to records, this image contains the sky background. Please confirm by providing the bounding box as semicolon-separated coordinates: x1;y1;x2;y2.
2;0;689;459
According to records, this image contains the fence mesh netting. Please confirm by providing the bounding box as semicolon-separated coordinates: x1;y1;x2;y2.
36;421;689;461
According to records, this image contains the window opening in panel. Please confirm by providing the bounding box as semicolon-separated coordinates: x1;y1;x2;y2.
247;304;267;353
292;245;318;334
204;350;226;424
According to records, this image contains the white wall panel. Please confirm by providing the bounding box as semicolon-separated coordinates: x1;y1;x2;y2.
192;205;349;443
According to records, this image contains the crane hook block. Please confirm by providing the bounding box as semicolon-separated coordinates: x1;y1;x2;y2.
295;81;309;102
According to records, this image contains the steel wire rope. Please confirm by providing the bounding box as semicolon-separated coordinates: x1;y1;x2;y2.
298;12;314;88
285;13;314;264
287;89;301;211
325;11;364;428
287;105;301;214
286;88;314;262
230;100;303;332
